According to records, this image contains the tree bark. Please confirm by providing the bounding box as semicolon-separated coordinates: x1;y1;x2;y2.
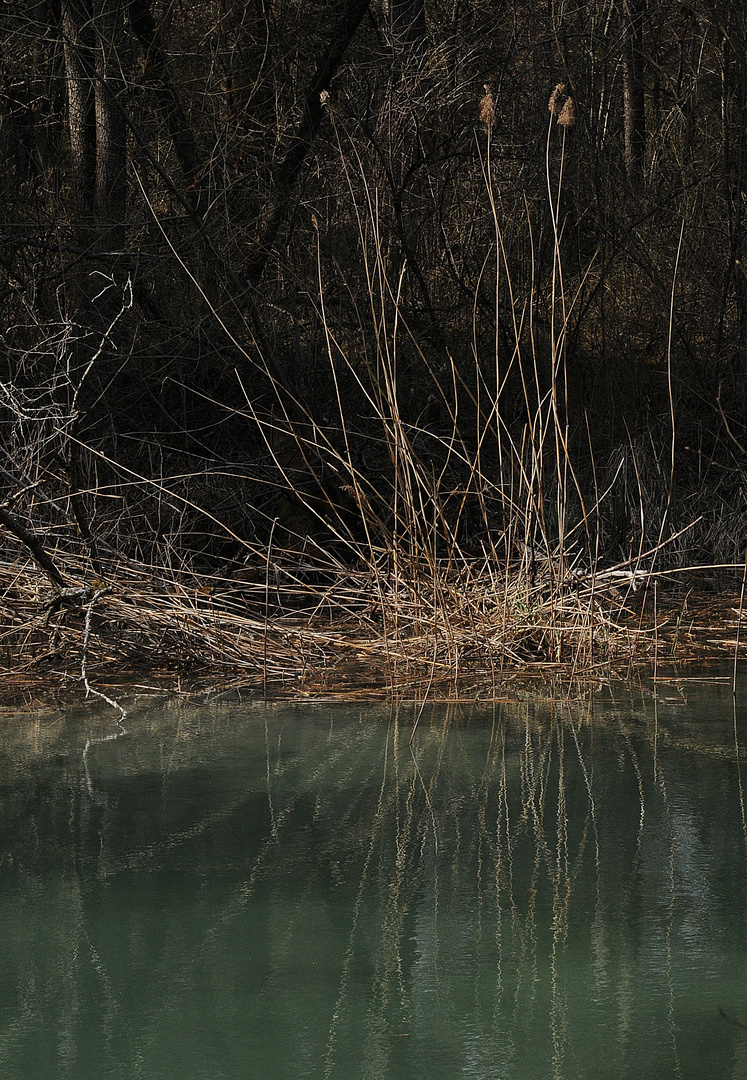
62;0;128;249
94;0;127;251
622;0;646;186
128;0;205;211
61;0;129;572
62;0;96;226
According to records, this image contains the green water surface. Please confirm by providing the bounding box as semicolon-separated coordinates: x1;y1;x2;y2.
2;678;747;1079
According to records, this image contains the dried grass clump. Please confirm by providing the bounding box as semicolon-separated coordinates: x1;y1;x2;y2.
0;515;703;700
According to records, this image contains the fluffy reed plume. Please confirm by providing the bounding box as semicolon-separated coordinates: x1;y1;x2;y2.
549;82;575;128
558;96;575;128
548;82;566;117
480;84;495;131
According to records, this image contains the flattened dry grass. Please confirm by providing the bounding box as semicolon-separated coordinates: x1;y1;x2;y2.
2;522;741;703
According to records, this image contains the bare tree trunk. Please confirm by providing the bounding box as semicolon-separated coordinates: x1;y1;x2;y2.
718;21;747;378
62;0;128;249
622;0;646;187
94;0;127;251
127;0;205;211
62;0;96;228
61;0;129;573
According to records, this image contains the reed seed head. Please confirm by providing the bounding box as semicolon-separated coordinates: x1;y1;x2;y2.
480;84;495;131
558;96;575;127
548;82;566;116
320;89;331;108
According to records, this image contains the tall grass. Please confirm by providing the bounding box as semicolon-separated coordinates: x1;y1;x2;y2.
0;89;741;696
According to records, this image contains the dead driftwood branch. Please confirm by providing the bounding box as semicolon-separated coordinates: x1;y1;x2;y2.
0;505;68;590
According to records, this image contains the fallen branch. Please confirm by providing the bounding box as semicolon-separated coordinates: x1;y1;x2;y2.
0;505;68;589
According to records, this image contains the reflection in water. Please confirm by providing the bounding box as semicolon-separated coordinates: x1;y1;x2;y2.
1;681;747;1079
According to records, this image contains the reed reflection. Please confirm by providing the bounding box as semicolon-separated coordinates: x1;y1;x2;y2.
0;685;746;1079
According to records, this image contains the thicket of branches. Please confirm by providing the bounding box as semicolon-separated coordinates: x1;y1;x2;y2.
2;0;747;681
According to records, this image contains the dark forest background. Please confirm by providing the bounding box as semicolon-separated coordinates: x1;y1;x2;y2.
3;0;747;600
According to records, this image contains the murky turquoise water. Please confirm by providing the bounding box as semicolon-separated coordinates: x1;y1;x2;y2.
2;677;747;1078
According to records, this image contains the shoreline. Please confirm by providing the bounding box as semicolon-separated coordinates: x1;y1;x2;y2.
1;554;742;708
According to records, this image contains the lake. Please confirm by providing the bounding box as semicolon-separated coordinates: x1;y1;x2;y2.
1;675;747;1079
